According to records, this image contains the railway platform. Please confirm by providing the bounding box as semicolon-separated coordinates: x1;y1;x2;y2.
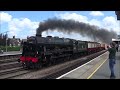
0;51;21;56
3;51;21;54
57;51;120;79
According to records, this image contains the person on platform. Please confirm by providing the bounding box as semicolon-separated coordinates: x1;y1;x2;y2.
107;42;116;79
116;44;119;52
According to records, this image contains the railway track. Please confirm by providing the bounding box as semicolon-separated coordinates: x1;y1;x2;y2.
4;50;107;79
0;52;21;61
0;53;25;79
0;67;31;79
41;50;107;79
0;57;32;79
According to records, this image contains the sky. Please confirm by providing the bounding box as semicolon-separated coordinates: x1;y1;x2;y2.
0;11;120;41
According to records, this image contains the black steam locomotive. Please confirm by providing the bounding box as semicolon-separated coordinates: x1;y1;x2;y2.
19;34;106;69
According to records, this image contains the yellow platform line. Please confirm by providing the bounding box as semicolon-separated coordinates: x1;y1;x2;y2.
87;58;108;79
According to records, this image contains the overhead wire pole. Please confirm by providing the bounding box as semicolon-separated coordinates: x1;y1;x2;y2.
5;31;9;52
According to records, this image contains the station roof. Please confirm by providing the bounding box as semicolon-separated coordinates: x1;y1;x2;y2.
115;11;120;20
112;38;120;41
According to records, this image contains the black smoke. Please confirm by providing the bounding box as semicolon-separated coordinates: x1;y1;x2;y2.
36;18;117;44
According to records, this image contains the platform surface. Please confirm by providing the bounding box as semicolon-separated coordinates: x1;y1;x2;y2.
57;51;120;79
91;52;120;79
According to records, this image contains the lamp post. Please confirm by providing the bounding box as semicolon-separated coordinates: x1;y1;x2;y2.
5;31;9;52
6;36;8;52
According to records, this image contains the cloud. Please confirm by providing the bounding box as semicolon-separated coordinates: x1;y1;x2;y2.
56;12;119;34
103;16;117;26
56;12;103;27
0;12;12;24
1;11;119;40
89;19;102;27
0;12;40;39
56;11;120;40
102;16;119;33
90;11;104;16
57;12;88;23
8;17;39;38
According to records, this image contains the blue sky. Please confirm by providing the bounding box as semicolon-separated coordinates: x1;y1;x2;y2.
0;11;119;41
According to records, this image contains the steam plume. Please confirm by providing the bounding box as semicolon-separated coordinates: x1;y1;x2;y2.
36;18;117;43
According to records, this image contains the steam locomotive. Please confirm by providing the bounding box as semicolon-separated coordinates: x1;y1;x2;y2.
19;34;107;69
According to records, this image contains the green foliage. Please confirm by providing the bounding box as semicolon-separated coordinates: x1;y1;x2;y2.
0;46;21;52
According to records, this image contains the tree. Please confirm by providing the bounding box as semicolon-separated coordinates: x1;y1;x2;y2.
0;34;3;46
0;34;8;46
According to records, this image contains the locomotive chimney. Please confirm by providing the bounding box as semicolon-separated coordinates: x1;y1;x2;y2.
36;27;42;37
36;33;42;37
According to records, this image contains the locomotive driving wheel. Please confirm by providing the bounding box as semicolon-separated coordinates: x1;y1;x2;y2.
22;62;28;69
35;62;42;69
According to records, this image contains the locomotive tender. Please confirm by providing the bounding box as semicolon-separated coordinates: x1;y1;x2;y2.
19;34;106;69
